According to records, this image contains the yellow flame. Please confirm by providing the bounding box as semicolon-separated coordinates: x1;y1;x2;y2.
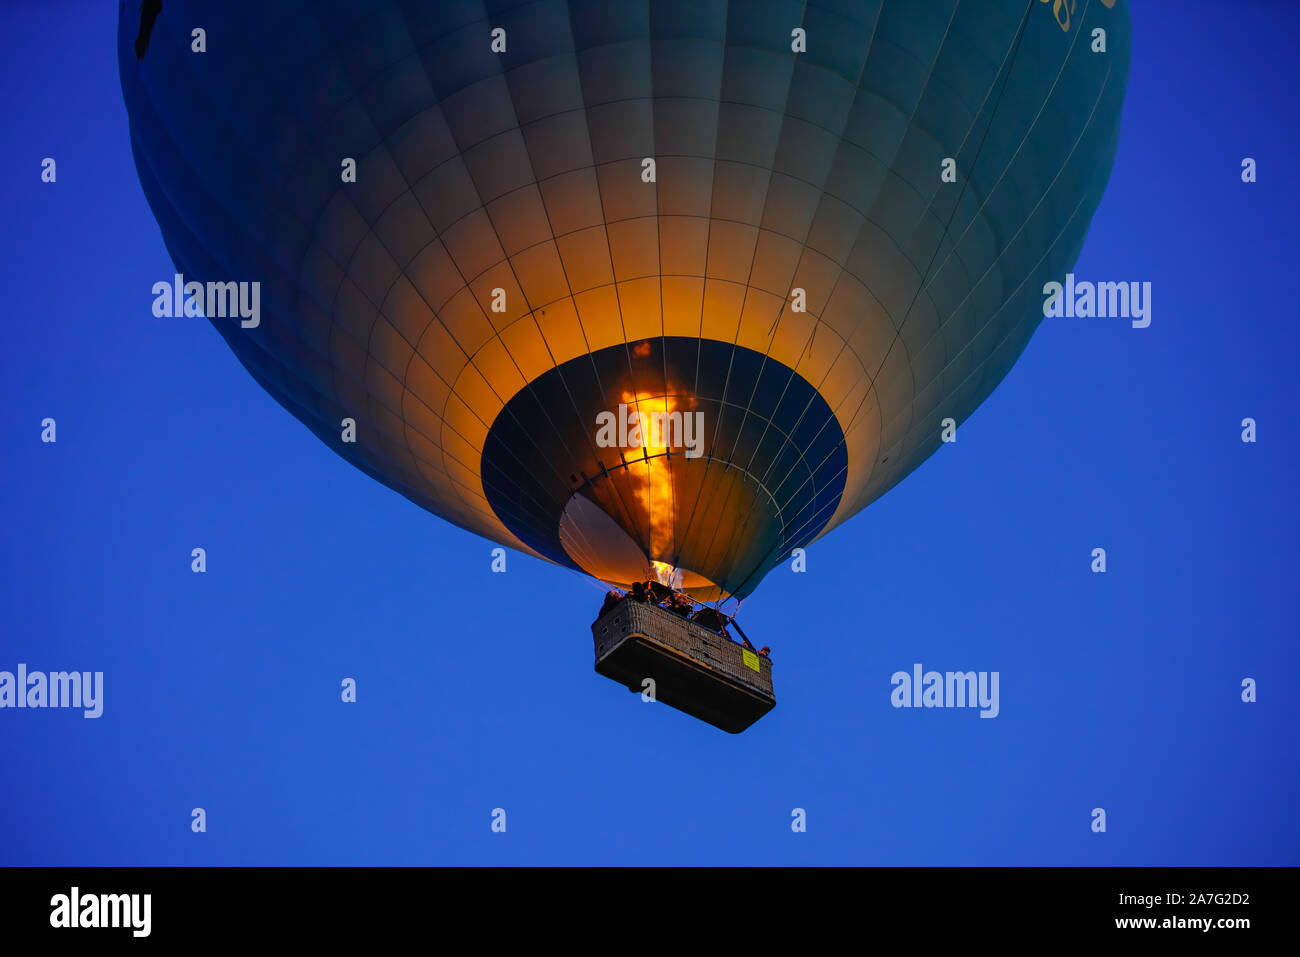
622;389;677;560
650;560;678;587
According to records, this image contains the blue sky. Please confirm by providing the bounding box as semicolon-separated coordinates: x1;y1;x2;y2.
1;0;1296;865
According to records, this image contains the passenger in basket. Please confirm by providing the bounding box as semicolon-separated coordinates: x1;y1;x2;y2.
598;590;621;619
689;606;727;635
664;592;693;617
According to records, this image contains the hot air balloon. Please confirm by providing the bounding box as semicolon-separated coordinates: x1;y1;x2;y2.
119;0;1130;731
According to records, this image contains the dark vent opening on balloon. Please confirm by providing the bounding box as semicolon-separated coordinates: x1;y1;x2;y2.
480;337;847;602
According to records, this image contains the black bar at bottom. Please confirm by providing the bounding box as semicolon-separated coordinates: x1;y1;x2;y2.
0;866;1282;943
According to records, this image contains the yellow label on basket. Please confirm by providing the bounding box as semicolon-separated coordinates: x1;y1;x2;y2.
742;649;760;672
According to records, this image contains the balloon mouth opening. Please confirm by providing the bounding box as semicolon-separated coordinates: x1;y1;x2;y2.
558;491;727;601
479;337;849;602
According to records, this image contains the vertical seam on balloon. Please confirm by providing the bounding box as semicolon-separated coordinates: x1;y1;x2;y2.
558;5;665;566
301;6;590;544
827;0;1094;506
489;7;653;565
722;0;888;575
681;0;812;595
746;0;1031;528
711;0;892;590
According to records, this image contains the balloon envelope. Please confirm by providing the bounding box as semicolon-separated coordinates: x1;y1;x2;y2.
119;0;1129;599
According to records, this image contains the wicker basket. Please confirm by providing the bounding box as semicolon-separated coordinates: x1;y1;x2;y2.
592;597;775;733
